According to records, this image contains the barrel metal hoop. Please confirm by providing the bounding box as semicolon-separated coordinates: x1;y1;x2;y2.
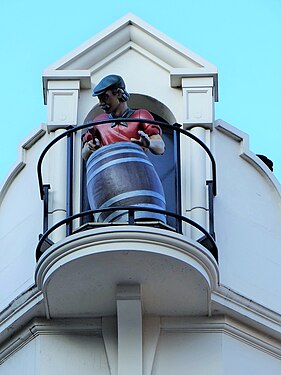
87;157;154;182
98;189;166;209
95;194;166;221
88;147;146;167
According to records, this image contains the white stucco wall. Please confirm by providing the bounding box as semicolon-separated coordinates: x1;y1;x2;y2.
37;334;110;375
214;121;281;313
0;339;37;375
152;330;281;375
152;331;222;375
222;334;281;374
0;128;49;310
2;319;280;374
76;54;183;128
0;334;110;375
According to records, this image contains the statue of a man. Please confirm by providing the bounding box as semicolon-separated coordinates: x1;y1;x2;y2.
82;74;166;223
82;75;165;159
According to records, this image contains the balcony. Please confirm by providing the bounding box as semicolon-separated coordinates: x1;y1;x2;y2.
35;118;219;318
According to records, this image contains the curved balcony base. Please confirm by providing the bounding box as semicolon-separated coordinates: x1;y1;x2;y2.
35;226;219;319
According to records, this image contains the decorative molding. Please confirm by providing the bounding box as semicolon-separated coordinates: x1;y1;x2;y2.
35;226;219;293
21;127;47;150
0;125;46;206
42;70;91;104
0;287;44;357
0;161;25;206
215;119;281;200
161;315;281;360
2;315;281;366
170;68;218;102
0;285;40;325
45;14;217;73
0;318;102;364
212;285;281;339
42;13;218;106
89;41;172;75
46;80;80;128
29;318;102;335
183;87;213;127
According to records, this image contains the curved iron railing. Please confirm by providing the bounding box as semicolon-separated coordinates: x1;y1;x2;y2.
36;118;217;261
37;119;217;199
36;206;218;262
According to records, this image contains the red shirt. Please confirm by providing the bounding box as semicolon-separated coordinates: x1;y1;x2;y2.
83;109;161;147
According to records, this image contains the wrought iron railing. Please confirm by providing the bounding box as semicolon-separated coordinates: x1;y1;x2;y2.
36;119;218;261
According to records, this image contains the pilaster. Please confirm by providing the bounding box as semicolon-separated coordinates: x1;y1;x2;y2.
180;77;214;238
182;77;215;130
116;284;142;375
46;80;80;130
48;128;67;242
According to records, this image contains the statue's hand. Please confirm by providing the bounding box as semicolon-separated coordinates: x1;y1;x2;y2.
82;138;100;160
131;131;150;148
87;138;100;151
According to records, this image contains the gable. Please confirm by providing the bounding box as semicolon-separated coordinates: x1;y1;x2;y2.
43;14;218;102
46;14;216;72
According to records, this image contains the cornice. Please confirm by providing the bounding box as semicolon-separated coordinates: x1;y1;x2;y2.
161;315;281;360
1;315;281;365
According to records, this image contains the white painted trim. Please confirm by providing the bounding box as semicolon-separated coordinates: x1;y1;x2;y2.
170;68;218;101
0;125;46;206
1;315;281;365
45;14;217;73
47;89;79;126
117;284;142;375
0;286;39;325
0;318;102;364
90;41;172;75
161;315;281;360
35;226;219;293
212;285;281;339
42;70;91;104
3;275;281;361
182;87;213;125
215;119;281;200
0;288;44;349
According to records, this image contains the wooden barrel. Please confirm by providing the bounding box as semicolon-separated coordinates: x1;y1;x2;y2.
86;142;166;223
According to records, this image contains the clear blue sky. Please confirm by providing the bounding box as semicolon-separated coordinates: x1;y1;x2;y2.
1;0;281;183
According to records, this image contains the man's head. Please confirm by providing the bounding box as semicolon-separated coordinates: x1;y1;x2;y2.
93;75;129;115
92;75;129;102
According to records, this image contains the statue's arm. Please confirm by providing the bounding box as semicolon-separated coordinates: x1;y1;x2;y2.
131;132;165;155
147;134;165;155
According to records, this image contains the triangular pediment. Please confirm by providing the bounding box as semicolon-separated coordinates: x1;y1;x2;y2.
43;13;217;95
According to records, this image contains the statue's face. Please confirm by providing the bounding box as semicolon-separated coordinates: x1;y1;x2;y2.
97;90;120;114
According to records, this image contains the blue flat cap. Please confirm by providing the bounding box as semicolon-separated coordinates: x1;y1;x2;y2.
92;75;125;96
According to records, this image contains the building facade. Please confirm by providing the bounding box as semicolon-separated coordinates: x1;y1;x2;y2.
1;14;281;375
